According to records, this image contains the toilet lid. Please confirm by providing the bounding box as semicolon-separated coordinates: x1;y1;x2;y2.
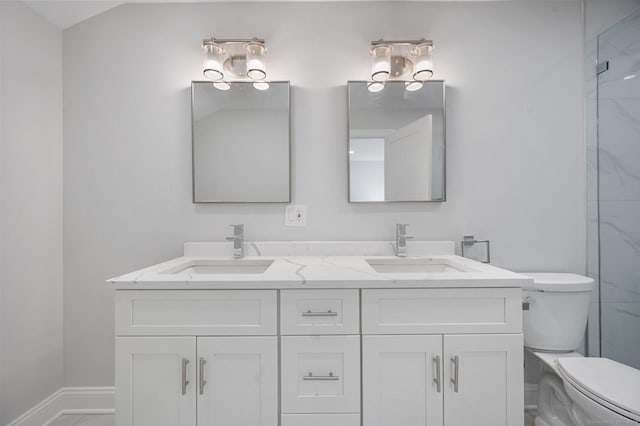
557;357;640;419
521;273;594;292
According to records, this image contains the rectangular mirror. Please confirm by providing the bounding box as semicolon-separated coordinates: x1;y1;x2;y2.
191;81;290;203
348;80;445;202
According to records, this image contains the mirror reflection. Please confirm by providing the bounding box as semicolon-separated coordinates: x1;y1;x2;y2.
191;81;290;203
348;81;445;202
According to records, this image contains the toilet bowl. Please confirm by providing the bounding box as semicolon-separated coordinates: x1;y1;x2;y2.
533;354;640;425
557;357;640;425
522;273;640;425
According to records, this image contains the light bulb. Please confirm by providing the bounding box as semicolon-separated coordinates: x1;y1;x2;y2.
367;81;385;93
213;81;231;91
370;45;391;82
203;41;226;81
405;80;423;91
253;81;270;91
246;42;267;81
411;43;434;81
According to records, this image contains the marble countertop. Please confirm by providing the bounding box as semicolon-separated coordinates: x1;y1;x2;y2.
108;241;531;290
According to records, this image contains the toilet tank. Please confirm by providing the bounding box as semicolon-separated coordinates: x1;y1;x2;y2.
521;273;594;352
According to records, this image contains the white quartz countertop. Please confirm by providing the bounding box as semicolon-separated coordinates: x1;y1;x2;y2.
108;241;531;290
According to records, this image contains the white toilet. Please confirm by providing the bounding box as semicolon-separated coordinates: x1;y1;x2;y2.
522;273;640;426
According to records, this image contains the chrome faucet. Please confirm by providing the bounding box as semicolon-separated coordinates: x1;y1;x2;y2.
226;224;244;259
395;223;413;257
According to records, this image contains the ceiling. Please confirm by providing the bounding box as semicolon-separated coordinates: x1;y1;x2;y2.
23;0;578;30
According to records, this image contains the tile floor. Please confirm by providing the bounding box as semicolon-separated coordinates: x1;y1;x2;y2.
49;414;114;426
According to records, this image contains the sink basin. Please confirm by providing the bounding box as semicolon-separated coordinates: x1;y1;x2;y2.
162;259;274;275
366;258;472;273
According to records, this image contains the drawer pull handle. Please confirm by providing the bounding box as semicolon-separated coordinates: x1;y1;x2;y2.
303;372;339;381
181;358;190;395
433;355;441;393
451;355;459;393
301;310;338;317
199;357;207;395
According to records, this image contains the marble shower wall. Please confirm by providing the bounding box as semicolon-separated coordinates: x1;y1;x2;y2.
586;1;640;367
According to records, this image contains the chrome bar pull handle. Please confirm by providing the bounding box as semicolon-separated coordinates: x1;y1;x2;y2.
199;357;207;395
303;372;340;381
450;355;459;393
181;358;190;395
433;355;442;393
301;310;338;317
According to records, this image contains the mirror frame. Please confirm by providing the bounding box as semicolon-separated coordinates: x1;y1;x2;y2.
191;80;292;203
346;80;446;203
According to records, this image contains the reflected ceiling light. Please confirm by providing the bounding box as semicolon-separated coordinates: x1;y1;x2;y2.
367;39;435;93
367;81;385;93
253;81;270;91
405;80;423;92
202;37;269;90
213;81;231;91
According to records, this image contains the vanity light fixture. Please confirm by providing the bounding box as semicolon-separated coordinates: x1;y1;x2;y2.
202;37;269;91
367;39;435;92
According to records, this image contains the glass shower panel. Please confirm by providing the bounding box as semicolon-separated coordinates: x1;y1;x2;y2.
597;10;640;369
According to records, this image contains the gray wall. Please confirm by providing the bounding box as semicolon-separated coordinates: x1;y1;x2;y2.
0;2;63;422
63;2;584;387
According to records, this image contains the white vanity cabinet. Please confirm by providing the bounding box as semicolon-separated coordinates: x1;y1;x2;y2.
113;285;524;426
363;334;523;426
114;290;278;426
361;288;524;426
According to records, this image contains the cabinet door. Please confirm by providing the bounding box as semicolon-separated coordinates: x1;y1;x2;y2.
363;335;444;426
197;337;278;426
116;337;196;426
443;334;523;426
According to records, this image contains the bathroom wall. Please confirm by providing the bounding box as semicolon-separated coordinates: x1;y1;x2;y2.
0;2;64;422
63;2;584;386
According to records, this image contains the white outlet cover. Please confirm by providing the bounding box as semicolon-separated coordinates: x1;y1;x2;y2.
285;205;307;227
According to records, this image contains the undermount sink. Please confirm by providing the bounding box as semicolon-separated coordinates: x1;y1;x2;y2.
366;258;473;273
162;259;274;275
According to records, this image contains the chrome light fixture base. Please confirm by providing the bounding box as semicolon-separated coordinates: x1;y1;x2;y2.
201;37;269;91
367;39;434;92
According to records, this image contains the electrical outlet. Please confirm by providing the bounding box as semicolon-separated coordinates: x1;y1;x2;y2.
285;205;307;227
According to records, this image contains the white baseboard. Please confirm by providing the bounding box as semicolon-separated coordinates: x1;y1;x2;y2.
8;387;115;426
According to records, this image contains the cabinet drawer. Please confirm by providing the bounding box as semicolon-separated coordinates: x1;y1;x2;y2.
362;288;522;334
280;290;359;335
115;290;277;336
281;414;360;426
281;336;360;414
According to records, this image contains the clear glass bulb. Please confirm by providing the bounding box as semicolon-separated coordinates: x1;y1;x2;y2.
246;42;267;81
367;81;385;93
370;45;391;82
203;42;225;81
411;43;434;81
